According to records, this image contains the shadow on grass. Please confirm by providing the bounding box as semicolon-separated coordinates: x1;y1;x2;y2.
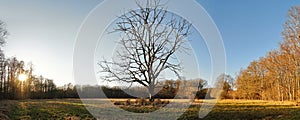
179;104;300;120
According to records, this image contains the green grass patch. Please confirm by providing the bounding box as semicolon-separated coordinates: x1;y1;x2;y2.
6;99;95;120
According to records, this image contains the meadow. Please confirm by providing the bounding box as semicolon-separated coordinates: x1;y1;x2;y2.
1;99;300;120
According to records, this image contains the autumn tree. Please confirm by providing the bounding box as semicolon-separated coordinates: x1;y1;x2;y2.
236;5;300;101
99;0;191;100
279;5;300;101
216;74;234;99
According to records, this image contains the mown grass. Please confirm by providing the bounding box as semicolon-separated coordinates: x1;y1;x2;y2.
1;99;300;120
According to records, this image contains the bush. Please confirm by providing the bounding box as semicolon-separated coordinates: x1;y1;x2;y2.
114;98;170;107
114;101;125;105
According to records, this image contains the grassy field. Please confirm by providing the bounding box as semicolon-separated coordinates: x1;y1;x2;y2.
1;99;300;120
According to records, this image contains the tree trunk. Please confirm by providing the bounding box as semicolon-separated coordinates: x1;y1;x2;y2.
148;85;154;102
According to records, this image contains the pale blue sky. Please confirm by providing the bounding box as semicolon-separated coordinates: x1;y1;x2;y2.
0;0;299;86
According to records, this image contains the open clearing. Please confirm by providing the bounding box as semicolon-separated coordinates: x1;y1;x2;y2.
1;99;300;120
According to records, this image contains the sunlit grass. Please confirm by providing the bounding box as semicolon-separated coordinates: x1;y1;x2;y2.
180;99;300;120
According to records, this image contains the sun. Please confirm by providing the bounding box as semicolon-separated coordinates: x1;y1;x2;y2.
18;73;28;82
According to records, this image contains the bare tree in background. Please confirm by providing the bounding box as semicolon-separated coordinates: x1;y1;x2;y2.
0;20;7;99
99;0;191;100
0;21;7;46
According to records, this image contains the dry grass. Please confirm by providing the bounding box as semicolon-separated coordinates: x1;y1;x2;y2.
1;99;300;119
192;99;300;120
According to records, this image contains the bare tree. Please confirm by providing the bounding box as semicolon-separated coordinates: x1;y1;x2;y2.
0;21;6;45
0;20;6;99
99;0;191;100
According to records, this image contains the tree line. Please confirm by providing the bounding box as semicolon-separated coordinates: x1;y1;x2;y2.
76;79;213;99
0;21;80;100
236;6;300;101
0;55;79;99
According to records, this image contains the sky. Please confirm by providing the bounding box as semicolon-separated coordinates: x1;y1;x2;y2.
198;0;300;77
0;0;299;86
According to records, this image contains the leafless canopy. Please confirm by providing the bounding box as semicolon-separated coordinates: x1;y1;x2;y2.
0;21;7;47
98;0;191;98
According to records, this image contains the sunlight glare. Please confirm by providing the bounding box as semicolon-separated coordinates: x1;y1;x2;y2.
18;73;28;82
